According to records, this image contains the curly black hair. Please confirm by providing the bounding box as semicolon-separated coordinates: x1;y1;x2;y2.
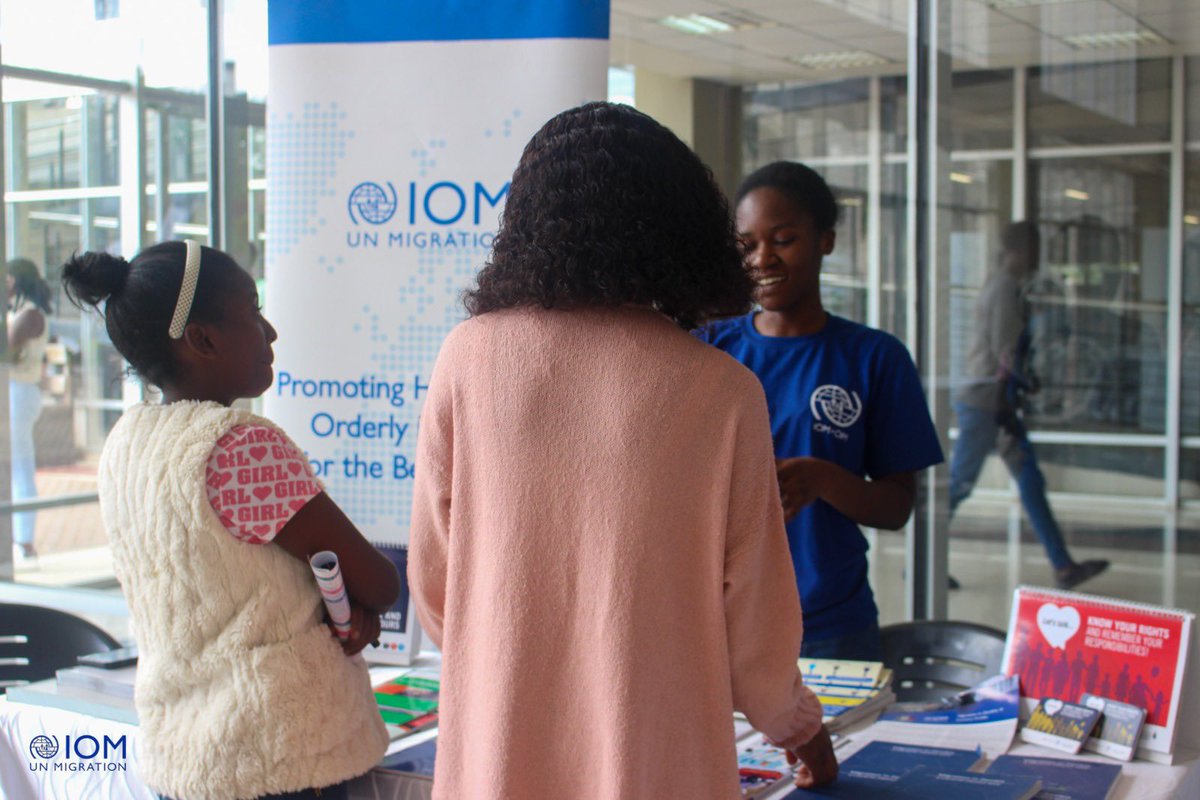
463;102;752;329
736;161;839;233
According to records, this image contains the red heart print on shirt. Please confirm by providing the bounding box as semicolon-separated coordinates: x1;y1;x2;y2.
206;425;322;544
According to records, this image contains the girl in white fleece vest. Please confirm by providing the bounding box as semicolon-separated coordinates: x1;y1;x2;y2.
61;242;399;800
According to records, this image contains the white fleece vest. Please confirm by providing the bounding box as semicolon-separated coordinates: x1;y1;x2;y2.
99;402;388;800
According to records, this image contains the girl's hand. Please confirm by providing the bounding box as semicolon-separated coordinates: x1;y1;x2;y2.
332;602;382;656
775;457;829;521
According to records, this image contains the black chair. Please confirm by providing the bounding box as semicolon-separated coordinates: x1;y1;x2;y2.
0;603;121;692
881;620;1007;703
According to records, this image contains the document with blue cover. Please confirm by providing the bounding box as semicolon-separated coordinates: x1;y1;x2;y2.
787;765;1038;799
785;740;1005;799
986;754;1122;800
862;674;1021;759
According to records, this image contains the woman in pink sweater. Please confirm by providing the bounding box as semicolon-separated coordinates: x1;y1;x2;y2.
408;102;836;799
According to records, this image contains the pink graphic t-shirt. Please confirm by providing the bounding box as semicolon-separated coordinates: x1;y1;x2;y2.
205;424;322;544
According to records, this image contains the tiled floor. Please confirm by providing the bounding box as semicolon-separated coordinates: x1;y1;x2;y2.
871;497;1200;632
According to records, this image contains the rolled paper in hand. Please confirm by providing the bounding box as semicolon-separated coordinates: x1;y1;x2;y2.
310;550;352;640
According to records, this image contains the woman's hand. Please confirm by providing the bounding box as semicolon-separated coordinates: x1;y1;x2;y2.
785;724;839;788
775;457;829;521
331;602;381;656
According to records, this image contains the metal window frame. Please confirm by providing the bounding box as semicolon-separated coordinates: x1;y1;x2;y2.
0;7;238;600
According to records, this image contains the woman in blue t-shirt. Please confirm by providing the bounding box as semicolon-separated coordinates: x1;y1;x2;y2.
699;161;943;660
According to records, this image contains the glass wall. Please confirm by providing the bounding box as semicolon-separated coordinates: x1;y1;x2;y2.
1;2;264;625
4;1;1199;631
743;21;912;624
740;11;1198;627
1185;57;1200;504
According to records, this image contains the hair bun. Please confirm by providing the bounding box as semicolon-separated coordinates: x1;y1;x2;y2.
61;251;131;308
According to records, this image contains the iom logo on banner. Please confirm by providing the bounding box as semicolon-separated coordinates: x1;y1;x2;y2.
345;178;510;250
348;181;399;225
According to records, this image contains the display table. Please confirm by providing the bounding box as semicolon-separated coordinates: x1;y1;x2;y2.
0;692;435;800
755;729;1200;800
2;690;1197;800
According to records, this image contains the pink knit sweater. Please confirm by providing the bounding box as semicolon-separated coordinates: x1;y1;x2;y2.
409;306;822;799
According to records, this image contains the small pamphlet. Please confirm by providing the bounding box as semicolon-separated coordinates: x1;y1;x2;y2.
1020;698;1101;754
865;674;1020;759
1079;693;1146;762
986;754;1122;800
373;672;439;733
798;658;895;731
736;736;794;798
369;542;423;665
55;665;137;700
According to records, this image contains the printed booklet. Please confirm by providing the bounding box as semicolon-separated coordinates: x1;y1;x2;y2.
368;542;423;665
1001;586;1193;763
798;658;895;731
839;740;985;774
786;740;1033;799
1079;693;1146;762
373;671;439;737
864;674;1020;759
736;736;795;798
986;754;1122;800
1019;698;1101;754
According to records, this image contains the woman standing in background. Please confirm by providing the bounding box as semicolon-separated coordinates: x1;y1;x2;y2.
7;258;51;562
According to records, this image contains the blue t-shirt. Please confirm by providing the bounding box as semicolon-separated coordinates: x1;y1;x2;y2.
697;313;943;641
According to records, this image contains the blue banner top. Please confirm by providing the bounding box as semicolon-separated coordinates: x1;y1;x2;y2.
269;1;610;45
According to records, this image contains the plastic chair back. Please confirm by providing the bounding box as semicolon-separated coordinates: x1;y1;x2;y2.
0;603;120;692
881;620;1007;703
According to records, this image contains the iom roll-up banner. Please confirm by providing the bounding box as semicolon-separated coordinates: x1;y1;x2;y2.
265;2;609;663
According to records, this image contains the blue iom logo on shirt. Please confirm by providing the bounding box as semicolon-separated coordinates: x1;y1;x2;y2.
810;384;862;441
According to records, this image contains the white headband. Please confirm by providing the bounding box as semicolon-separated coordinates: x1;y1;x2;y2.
168;240;201;339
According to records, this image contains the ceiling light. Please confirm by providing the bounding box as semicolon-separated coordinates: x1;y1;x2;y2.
1064;189;1090;201
950;172;974;184
986;0;1077;8
1063;30;1165;49
659;15;734;35
790;51;889;70
704;10;775;30
1185;214;1200;225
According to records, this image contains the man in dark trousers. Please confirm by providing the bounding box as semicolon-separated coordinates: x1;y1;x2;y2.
948;221;1108;590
